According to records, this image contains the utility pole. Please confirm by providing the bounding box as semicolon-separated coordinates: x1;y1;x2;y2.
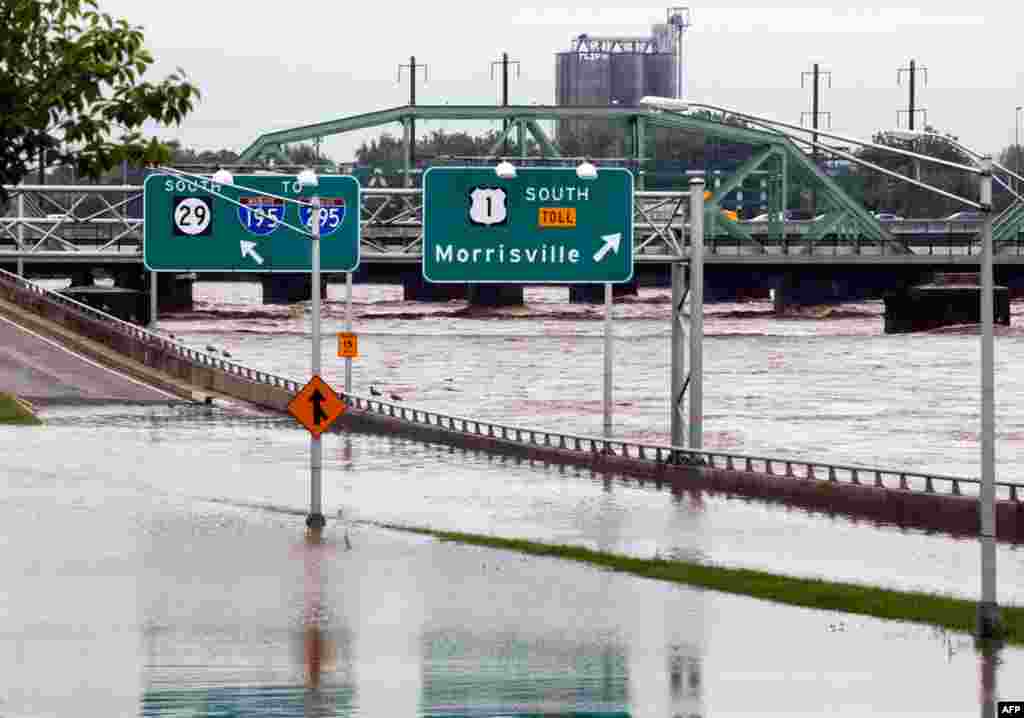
398;56;428;185
490;52;520;157
897;59;928;131
1015;105;1022;195
800;63;831;214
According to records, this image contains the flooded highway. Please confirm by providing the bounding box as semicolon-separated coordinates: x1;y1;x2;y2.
3;282;1024;714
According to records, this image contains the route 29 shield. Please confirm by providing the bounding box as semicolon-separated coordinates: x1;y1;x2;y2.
238;195;285;237
468;187;508;226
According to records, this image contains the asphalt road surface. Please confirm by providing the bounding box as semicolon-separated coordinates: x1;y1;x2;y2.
0;313;177;404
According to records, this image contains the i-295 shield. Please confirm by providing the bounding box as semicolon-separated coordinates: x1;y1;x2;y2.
299;198;346;237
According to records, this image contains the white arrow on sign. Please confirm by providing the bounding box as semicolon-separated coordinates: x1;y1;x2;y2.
240;240;264;265
592;233;622;264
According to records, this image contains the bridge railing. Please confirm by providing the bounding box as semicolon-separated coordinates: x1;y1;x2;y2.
0;184;143;254
340;393;1021;503
0;265;1019;504
5;183;1020;260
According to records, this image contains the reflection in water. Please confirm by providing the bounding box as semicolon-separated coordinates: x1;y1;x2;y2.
976;636;1003;718
302;526;335;691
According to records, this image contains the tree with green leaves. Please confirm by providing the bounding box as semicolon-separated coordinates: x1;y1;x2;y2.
852;127;982;217
0;0;200;203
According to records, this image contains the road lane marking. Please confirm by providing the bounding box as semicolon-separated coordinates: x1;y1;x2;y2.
0;314;182;401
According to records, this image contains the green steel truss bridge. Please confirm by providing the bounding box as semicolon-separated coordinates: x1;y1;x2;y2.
3;104;1024;266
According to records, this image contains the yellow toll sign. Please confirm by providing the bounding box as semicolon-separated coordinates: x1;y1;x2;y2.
538;207;577;228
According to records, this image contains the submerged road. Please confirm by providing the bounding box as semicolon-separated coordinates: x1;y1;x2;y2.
0;313;176;404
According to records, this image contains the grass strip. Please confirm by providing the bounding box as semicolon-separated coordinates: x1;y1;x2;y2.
376;521;1023;644
0;392;41;426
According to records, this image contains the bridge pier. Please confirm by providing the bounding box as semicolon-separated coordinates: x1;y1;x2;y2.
68;269;93;288
884;273;1010;333
260;274;326;305
772;271;874;314
467;284;524;307
94;270;195;324
568;278;639;303
402;272;466;301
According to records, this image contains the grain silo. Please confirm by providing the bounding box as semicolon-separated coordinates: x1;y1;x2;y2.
555;8;690;153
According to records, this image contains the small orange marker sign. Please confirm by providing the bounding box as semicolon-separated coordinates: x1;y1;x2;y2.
288;375;346;438
337;332;358;358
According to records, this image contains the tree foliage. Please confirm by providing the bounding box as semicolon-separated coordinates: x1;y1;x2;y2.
850;127;989;217
0;0;200;201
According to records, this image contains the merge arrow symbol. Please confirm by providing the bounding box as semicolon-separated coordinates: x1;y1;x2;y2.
240;240;264;265
309;388;328;425
592;233;622;263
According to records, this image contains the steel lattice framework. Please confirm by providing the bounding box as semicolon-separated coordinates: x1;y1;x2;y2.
2;104;1022;266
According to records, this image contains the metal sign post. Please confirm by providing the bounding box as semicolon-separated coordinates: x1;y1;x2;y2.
308;192;325;529
670;261;688;448
688;177;705;450
978;157;999;637
669;178;704;451
345;271;353;393
603;282;613;437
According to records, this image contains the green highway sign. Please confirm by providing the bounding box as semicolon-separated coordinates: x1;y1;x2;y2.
423;167;633;283
143;174;360;272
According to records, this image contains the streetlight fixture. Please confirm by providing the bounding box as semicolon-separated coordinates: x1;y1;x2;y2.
576;160;598;181
495;160;517;179
296;167;325;530
643;94;1002;639
212;167;234;186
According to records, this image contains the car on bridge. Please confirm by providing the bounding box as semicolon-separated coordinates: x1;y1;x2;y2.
873;211;904;221
748;210;825;222
945;210;984;220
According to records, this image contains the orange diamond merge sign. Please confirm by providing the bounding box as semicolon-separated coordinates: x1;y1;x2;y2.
288;375;346;438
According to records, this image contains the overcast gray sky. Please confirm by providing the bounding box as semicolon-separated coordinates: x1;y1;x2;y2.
96;1;1024;161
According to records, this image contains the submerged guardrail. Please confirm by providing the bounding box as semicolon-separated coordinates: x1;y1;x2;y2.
0;266;1020;506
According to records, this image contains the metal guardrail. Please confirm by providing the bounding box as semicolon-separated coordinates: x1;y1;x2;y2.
0;265;1019;504
0;266;303;392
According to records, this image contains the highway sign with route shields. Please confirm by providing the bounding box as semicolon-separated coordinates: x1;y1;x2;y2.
423;167;633;284
144;174;360;272
288;375;346;438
